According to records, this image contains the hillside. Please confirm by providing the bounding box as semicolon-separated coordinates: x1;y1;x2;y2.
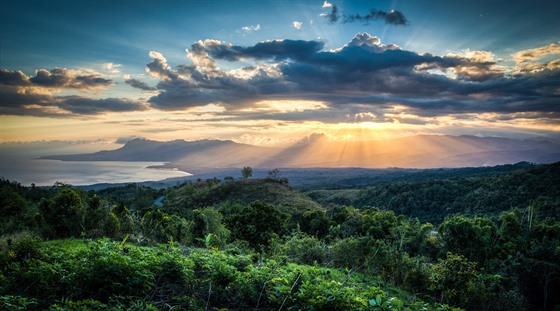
163;178;323;214
306;161;560;224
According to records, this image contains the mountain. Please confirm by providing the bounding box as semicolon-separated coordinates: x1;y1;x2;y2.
40;138;274;165
41;135;560;169
261;134;560;168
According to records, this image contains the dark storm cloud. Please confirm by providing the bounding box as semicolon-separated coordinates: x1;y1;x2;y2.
125;78;157;91
344;9;409;26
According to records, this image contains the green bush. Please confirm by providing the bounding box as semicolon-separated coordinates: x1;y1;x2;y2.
281;232;326;265
329;237;372;269
0;231;43;263
0;295;38;310
140;209;193;244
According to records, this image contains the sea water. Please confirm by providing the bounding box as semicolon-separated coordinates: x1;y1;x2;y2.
0;142;191;186
0;158;190;186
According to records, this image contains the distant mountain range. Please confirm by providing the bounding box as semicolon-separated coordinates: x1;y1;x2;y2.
41;134;560;169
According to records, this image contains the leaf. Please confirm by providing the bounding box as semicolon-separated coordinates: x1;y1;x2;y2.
376;294;383;305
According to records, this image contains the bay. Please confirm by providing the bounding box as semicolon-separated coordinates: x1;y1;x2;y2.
0;158;191;186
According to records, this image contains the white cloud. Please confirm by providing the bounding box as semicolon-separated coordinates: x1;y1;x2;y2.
322;1;333;8
292;21;302;30
511;43;560;74
102;62;122;74
512;43;560;63
241;24;261;32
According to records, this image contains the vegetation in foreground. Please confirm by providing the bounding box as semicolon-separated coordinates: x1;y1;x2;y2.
1;238;459;310
1;162;559;310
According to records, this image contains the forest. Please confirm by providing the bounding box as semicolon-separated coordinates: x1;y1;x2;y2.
1;162;559;310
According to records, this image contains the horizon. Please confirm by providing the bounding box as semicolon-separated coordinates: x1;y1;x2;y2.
1;0;559;150
1;131;559;186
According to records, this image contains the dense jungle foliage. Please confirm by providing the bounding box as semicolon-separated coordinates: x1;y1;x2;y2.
1;162;559;310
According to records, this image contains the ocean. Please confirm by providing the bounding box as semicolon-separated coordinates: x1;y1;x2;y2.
0;141;191;186
0;158;190;186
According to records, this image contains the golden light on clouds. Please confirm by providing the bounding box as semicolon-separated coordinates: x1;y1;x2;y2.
245;100;328;113
2;106;558;146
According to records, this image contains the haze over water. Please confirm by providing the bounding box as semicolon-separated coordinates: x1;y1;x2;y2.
0;143;190;186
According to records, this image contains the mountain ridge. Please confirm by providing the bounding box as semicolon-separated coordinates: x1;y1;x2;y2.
40;134;560;169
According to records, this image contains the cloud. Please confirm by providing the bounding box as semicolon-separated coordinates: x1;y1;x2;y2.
332;32;401;53
6;34;551;123
102;62;122;74
513;43;560;63
320;3;409;26
344;9;409;26
56;96;147;115
30;68;112;92
0;66;150;116
241;24;261;32
125;78;157;91
193;39;324;62
140;33;560;124
1;68;113;92
292;21;303;30
146;50;179;81
0;85;148;116
512;43;560;73
0;69;30;86
440;50;505;81
320;3;340;23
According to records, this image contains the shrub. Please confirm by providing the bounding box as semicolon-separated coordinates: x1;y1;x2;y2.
281;232;326;265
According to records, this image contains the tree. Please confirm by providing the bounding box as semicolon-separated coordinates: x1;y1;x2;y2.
439;215;497;264
0;185;27;217
429;252;478;307
141;209;193;244
0;185;30;234
268;168;280;180
111;201;135;237
241;166;253;179
228;201;285;249
40;188;86;237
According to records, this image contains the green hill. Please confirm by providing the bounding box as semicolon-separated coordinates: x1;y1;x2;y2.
163;178;323;215
307;162;560;224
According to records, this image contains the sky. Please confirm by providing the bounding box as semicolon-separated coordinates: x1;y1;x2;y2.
1;0;559;149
